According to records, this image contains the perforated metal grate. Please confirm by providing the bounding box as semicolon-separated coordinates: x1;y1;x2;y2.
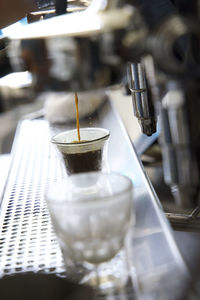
0;118;136;299
0;119;66;277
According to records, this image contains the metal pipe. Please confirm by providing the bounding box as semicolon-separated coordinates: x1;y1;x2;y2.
127;62;157;136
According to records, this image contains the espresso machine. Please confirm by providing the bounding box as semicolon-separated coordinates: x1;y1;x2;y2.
2;1;200;298
10;0;200;210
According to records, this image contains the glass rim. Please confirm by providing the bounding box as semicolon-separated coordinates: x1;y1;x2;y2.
51;127;110;146
46;171;133;206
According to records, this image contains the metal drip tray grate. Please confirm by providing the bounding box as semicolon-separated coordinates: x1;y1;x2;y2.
0;105;189;299
0;119;66;277
0;117;136;299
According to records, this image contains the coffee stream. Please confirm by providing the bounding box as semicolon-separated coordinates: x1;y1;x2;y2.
62;92;102;174
75;92;81;142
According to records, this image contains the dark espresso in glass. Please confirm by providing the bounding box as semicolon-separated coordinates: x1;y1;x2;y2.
51;128;110;175
63;149;102;175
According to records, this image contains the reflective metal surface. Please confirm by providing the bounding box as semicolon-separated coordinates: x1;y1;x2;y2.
159;89;200;208
3;0;200;208
0;100;189;299
127;63;157;136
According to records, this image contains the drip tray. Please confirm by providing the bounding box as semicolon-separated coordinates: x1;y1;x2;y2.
0;119;66;277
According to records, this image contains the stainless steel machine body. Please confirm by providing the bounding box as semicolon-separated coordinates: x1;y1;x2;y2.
5;0;200;209
2;0;200;297
0;100;189;299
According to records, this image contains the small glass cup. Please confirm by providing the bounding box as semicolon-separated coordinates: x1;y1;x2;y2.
45;171;134;293
51;127;110;175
